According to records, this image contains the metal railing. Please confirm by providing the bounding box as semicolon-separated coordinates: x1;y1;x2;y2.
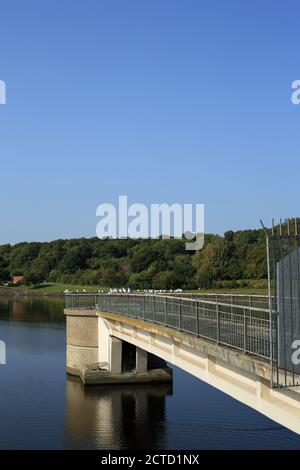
65;293;97;310
158;292;274;310
65;293;274;360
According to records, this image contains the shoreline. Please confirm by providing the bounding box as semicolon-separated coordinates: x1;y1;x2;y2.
0;287;65;298
0;286;268;299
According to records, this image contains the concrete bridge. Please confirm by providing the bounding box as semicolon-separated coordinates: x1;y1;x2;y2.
64;293;300;435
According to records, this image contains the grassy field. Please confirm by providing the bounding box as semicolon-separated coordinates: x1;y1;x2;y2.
1;282;268;296
3;282;104;294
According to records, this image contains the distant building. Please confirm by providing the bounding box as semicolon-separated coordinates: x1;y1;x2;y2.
12;275;24;285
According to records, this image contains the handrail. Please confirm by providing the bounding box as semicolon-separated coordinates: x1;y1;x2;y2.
64;292;271;313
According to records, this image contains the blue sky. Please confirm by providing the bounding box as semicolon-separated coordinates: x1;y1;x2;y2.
0;0;299;244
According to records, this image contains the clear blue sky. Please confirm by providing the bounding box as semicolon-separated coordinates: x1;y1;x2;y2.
0;0;299;244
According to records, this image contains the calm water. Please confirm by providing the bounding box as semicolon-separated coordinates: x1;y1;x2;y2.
0;297;300;450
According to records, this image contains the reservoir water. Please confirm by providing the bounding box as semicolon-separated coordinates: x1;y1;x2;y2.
0;297;300;450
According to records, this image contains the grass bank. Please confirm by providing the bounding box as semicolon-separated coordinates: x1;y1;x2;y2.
0;282;268;297
0;282;104;297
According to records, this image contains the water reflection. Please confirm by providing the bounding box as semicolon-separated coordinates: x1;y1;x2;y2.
65;376;172;449
0;297;65;324
1;297;300;449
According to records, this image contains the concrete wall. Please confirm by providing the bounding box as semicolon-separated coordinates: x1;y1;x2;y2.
65;309;99;375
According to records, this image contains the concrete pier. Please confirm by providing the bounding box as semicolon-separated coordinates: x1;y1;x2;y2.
136;347;148;373
110;337;122;374
65;309;99;376
65;308;173;385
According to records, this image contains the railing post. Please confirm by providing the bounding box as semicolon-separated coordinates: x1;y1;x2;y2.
196;301;199;336
153;296;155;323
216;302;220;343
165;297;167;325
143;295;146;320
243;308;248;351
179;299;182;330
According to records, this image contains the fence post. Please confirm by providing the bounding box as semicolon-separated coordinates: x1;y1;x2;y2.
153;296;155;323
143;295;146;320
179;299;182;330
217;302;220;343
165;297;167;325
243;308;248;351
195;300;199;336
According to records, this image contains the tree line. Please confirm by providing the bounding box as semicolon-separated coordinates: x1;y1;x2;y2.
0;228;268;289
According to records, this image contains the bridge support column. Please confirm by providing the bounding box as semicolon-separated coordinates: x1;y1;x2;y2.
64;308;99;376
136;347;148;373
110;337;122;373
